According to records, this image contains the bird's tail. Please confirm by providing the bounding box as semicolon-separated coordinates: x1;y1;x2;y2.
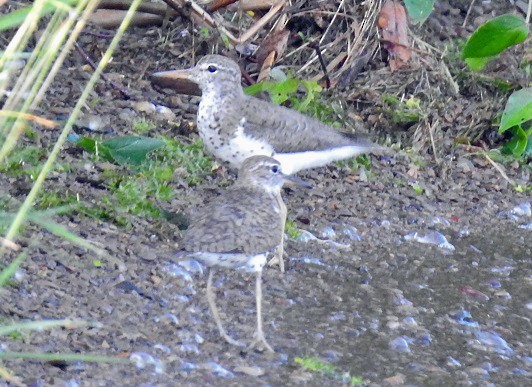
275;144;383;175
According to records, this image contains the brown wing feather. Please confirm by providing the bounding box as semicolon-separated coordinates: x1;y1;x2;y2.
183;186;283;255
238;97;360;152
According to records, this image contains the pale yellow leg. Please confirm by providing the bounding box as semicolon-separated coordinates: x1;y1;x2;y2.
246;271;274;353
206;268;245;347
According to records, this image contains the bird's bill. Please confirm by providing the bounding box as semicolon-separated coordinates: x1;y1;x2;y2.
282;173;313;189
150;69;201;96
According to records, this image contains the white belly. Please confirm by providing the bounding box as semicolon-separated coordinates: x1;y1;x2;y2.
198;117;274;169
191;252;268;273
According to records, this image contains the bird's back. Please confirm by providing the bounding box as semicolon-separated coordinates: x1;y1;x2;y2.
183;185;284;256
238;96;372;152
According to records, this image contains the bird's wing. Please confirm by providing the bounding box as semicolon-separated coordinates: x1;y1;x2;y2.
238;97;376;152
183;188;283;255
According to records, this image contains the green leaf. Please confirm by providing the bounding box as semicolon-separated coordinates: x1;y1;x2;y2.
75;136;97;154
464;57;495;71
525;134;532;157
73;136;114;162
74;136;166;166
245;79;300;104
0;0;79;32
243;82;265;95
101;136;165;165
463;14;528;70
501;126;528;157
499;87;532;133
404;0;435;25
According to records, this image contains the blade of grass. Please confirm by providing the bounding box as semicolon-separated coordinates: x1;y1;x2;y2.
0;248;28;287
34;0;100;105
1;206;126;269
27;214;109;257
0;0;46;75
0;319;97;336
0;111;58;128
1;0;143;255
0;365;24;387
0;0;94;163
0;352;129;364
0;0;79;32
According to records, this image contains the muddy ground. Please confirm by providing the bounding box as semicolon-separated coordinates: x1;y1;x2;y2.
1;1;530;386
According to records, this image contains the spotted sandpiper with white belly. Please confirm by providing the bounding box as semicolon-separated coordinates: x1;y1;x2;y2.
152;55;381;175
180;155;310;352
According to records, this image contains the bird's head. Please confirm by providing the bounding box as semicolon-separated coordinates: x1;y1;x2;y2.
238;156;312;192
151;55;242;94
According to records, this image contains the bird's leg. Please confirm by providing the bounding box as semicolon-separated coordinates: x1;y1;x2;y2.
267;221;286;272
206;268;245;347
246;271;274;353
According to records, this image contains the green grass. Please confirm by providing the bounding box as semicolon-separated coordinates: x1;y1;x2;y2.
37;190;79;209
132;118;156;134
295;356;365;385
336;154;372;171
0;145;73;181
5;134;214;225
76;136;214;223
285;218;302;239
0;0;144;382
382;94;426;125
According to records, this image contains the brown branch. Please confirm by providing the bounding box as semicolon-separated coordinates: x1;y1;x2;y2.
98;0;174;16
160;0;285;45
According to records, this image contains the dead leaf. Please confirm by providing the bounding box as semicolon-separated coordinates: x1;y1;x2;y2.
256;29;290;70
378;1;411;71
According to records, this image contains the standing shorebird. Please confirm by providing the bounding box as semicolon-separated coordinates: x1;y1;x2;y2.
180;156;310;352
152;55;381;175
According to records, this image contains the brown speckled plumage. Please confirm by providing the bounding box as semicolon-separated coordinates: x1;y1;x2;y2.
183;156;286;259
178;156;308;352
152;55;382;174
183;183;284;256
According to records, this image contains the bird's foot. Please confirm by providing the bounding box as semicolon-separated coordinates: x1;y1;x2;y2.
267;249;285;272
220;332;246;348
246;332;274;353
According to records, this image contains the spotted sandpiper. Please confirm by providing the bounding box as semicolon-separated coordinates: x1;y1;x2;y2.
180;155;310;352
152;55;381;175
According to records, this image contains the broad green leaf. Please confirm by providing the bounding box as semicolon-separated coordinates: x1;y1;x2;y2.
501;126;528;157
73;136;165;165
463;14;528;70
465;57;494;71
74;136;114;162
0;0;79;32
75;136;97;153
525;135;532;157
404;0;435;25
499;87;532;132
102;136;165;166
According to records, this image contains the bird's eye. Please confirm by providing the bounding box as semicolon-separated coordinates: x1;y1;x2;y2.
271;165;279;174
207;65;217;73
